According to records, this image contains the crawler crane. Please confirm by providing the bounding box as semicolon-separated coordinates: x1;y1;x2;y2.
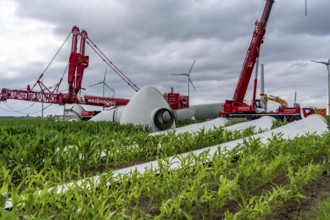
0;26;132;108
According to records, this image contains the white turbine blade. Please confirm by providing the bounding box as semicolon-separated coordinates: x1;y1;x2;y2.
172;73;187;76
110;90;116;98
103;69;107;82
311;60;329;65
105;84;116;97
189;77;196;91
104;83;115;92
188;59;196;76
89;82;103;87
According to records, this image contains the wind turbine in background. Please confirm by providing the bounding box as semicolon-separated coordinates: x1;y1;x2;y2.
172;59;197;105
90;68;115;97
311;58;330;115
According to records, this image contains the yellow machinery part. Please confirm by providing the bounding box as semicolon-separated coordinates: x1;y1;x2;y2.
314;108;326;119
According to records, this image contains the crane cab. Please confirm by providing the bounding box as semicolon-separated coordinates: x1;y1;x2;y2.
254;99;267;113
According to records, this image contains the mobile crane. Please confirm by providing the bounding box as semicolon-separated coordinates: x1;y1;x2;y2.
219;0;321;121
219;0;274;117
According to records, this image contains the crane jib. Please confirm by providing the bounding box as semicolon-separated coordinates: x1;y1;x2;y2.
261;0;274;23
232;0;274;103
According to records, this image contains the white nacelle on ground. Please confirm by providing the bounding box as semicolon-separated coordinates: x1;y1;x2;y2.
90;86;176;132
63;103;84;121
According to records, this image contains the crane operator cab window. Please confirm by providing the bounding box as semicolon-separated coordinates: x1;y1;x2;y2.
255;99;266;113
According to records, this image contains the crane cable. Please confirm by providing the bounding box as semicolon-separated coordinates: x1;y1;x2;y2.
0;102;53;115
0;63;67;114
52;63;69;92
31;30;72;91
25;103;53;115
86;37;140;92
0;102;36;113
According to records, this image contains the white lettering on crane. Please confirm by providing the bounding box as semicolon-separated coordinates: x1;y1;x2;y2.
86;98;116;106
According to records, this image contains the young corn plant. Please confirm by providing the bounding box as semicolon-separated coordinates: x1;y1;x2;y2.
1;118;328;219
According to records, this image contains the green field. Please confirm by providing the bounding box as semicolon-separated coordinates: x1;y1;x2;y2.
0;118;329;219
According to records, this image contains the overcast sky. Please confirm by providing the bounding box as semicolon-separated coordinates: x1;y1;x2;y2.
0;0;330;117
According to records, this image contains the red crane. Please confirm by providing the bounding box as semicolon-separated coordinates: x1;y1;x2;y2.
0;26;132;107
67;26;89;102
219;0;274;117
0;25;190;112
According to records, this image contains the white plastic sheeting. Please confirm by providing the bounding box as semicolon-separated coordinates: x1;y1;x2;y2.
151;116;276;136
190;102;223;120
4;114;328;210
104;115;328;178
225;116;276;132
174;107;196;121
89;106;124;122
151;117;229;136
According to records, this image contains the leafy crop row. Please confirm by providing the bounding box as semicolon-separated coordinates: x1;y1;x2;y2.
0;119;254;190
0;117;329;219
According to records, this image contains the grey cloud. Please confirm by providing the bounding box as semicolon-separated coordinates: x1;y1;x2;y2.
1;0;329;116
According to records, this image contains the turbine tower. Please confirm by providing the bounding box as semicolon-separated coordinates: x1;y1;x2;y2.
172;59;197;105
311;58;330;115
90;68;115;97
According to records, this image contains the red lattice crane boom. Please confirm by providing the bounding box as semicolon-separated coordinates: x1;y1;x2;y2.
0;26;131;107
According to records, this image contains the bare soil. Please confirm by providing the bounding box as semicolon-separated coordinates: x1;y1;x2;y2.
269;170;330;219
